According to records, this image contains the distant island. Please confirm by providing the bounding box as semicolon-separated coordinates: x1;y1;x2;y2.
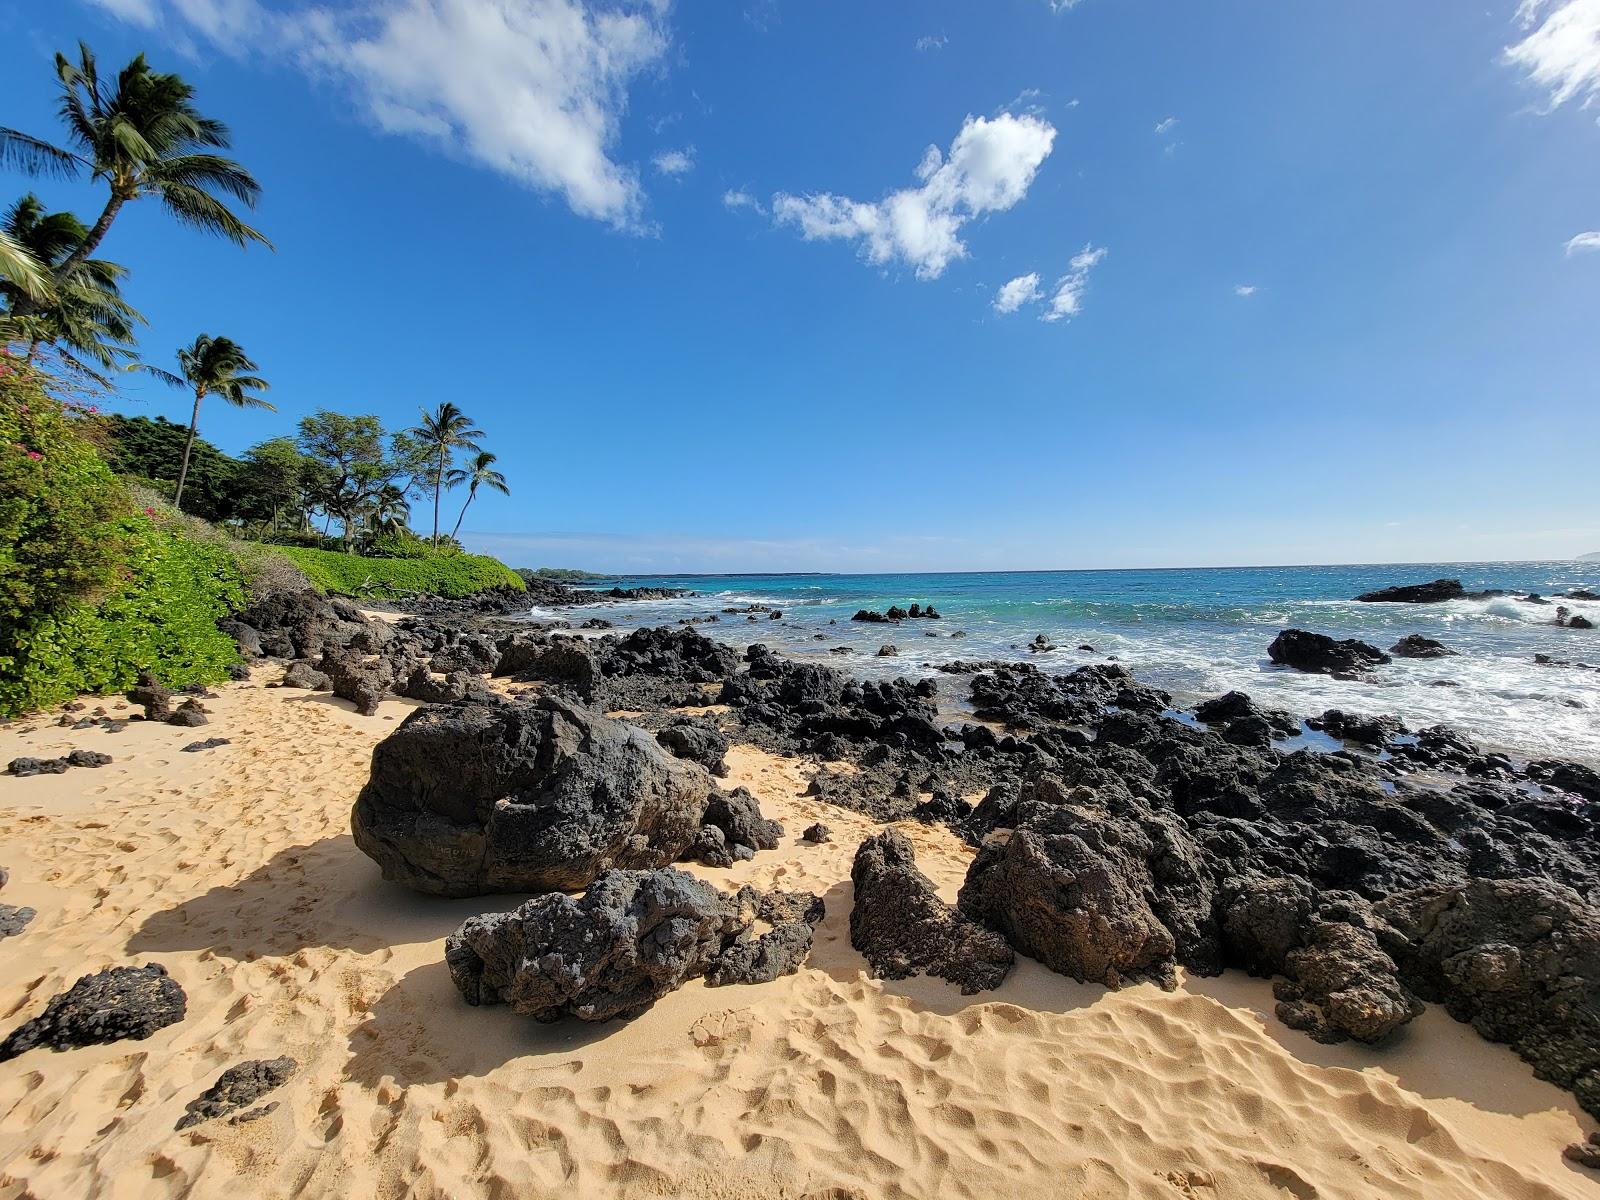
518;567;613;582
1580;552;1600;562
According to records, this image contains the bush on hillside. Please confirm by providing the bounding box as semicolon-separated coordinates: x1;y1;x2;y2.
0;361;249;715
270;544;525;599
1;364;132;623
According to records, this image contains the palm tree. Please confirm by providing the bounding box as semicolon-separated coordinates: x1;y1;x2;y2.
0;195;143;382
141;335;272;509
366;483;412;540
447;451;510;541
408;402;482;544
0;43;268;308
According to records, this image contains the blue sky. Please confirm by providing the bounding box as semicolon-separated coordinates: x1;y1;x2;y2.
3;0;1598;572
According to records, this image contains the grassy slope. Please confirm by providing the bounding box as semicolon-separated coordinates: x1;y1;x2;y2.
270;546;525;599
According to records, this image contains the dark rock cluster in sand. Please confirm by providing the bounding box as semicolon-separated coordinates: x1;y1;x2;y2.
0;964;186;1060
0;866;34;940
176;1056;297;1129
445;868;822;1022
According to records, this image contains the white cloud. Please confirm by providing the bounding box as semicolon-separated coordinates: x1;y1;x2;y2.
85;0;160;24
1567;230;1600;253
1234;284;1258;297
772;111;1056;280
652;147;694;176
1041;244;1106;322
914;34;946;52
1154;116;1178;135
1047;0;1084;10
722;188;765;215
83;0;674;232
1505;1;1600;111
993;272;1043;314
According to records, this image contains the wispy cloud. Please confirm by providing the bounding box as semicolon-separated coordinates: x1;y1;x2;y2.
722;188;766;215
652;147;695;177
914;33;946;52
1154;116;1178;135
1566;230;1600;254
772;111;1057;280
84;0;674;232
993;272;1044;314
1234;284;1258;297
1041;244;1107;322
1505;0;1600;111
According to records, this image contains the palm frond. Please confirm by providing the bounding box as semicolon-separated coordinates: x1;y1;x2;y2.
0;128;82;178
135;363;187;389
149;154;262;206
156;182;272;247
0;230;53;303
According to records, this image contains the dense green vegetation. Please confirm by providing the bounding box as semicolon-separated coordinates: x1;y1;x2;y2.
0;361;246;715
273;545;524;600
520;567;612;582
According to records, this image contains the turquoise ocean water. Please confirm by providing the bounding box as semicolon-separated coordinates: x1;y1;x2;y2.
524;561;1600;764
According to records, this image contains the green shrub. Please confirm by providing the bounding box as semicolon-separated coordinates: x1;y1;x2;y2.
0;516;246;715
0;361;248;715
269;544;525;599
0;363;132;622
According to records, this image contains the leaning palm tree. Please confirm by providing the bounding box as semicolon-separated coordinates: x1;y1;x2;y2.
366;483;412;540
447;451;510;541
141;334;272;509
408;402;483;543
0;195;142;382
0;43;268;308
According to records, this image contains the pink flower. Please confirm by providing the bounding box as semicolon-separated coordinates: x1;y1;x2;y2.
144;506;157;516
26;450;42;461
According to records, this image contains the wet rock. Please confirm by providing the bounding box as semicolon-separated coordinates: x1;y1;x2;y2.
0;964;186;1060
1389;635;1456;659
851;610;892;623
876;644;899;657
445;868;750;1021
352;695;717;896
1268;630;1390;675
1525;759;1600;802
176;1056;297;1130
1356;579;1465;604
656;717;729;776
1572;615;1595;630
850;830;1014;994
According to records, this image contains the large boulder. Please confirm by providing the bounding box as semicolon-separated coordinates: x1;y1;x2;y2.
0;964;186;1060
1378;879;1600;1117
1355;579;1465;604
446;869;755;1021
1268;630;1390;675
850;830;1014;994
655;716;729;776
957;797;1215;988
352;695;717;896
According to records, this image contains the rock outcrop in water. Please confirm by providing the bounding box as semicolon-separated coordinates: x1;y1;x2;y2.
1356;579;1467;604
1268;630;1391;675
1389;634;1456;659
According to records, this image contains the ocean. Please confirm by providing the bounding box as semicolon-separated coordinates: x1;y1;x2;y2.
524;561;1600;765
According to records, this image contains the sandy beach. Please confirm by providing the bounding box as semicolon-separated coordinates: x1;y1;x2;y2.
2;669;1596;1199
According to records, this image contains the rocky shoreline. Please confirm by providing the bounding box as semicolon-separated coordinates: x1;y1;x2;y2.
6;577;1600;1172
174;583;1600;1135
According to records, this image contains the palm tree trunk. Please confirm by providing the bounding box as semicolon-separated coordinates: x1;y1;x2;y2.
450;486;476;541
432;450;444;544
51;193;125;284
173;387;205;509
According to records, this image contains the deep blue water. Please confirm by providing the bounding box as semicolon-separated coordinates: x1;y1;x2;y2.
527;562;1600;763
